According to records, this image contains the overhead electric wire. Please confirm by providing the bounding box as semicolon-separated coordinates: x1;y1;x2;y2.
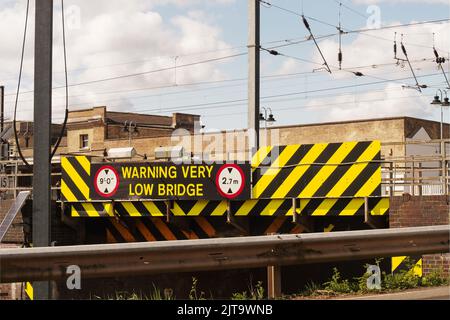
51;0;69;158
13;0;30;168
97;73;440;115
332;0;368;20
4;52;247;97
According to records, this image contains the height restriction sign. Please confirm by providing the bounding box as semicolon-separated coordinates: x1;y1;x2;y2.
215;164;245;199
94;166;120;197
87;162;251;201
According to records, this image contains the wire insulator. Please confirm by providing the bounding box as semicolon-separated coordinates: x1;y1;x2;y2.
269;50;280;56
302;16;311;31
401;43;407;57
434;48;439;59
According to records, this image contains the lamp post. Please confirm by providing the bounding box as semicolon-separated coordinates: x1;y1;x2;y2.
430;89;450;194
259;107;276;146
259;107;276;129
431;89;450;142
123;121;138;147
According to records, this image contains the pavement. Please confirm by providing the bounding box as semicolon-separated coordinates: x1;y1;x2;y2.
337;286;450;300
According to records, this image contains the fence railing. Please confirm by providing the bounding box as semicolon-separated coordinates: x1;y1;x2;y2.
1;140;449;198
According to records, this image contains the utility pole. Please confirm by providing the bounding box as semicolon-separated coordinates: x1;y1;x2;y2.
33;0;53;300
248;0;260;154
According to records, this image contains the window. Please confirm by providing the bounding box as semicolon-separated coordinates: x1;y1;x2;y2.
80;134;89;149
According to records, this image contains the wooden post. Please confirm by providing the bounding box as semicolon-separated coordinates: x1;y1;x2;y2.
267;265;281;299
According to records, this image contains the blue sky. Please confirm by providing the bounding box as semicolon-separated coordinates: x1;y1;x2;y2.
0;0;449;131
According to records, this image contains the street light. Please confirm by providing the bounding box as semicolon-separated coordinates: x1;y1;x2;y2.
123;121;138;147
259;107;276;129
430;89;449;142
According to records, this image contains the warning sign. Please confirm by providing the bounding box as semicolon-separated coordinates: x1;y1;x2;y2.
89;162;250;201
215;164;245;199
94;166;120;198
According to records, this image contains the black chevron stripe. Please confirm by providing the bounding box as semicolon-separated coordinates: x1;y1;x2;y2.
285;143;342;198
259;144;313;198
140;218;166;241
342;152;381;197
312;141;371;197
252;146;286;186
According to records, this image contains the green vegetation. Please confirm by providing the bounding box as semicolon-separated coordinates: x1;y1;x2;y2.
292;260;449;298
89;264;449;300
231;281;265;300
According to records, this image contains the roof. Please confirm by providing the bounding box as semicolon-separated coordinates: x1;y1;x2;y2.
106;111;173;127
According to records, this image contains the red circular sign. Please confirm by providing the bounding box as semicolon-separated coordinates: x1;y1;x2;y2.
215;164;245;199
94;165;120;198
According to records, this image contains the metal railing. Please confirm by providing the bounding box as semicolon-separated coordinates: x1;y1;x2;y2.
1;140;449;197
1;225;449;284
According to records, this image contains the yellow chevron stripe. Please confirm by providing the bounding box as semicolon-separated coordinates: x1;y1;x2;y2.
187;201;209;216
392;256;406;272
171;202;186;216
293;198;311;216
324;224;334;232
326;141;380;197
76;156;91;176
25;282;33;300
211;201;227;216
81;203;100;217
340;198;364;216
62;157;90;200
122;202;143;217
354;167;381;197
310;199;338;216
299;141;358;198
104;203;114;217
71;206;81;217
61;180;77;202
235;200;259;216
272;143;329;199
253;145;301;198
371;198;389;216
251;145;273;171
260;200;285;216
414;259;423;277
143;201;164;217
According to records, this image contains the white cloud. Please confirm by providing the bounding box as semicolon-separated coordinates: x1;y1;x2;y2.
0;0;236;121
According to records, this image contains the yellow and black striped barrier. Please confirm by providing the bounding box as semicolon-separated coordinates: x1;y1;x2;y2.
70;197;389;217
392;255;423;277
61;156;91;202
252;141;381;199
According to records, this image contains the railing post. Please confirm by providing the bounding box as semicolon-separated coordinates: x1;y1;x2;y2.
418;162;422;196
411;157;415;196
267;265;281;299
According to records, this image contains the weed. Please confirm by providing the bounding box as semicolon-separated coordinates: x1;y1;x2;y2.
189;277;206;300
323;268;355;294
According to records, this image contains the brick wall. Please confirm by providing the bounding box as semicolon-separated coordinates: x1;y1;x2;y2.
0;199;25;244
390;195;450;276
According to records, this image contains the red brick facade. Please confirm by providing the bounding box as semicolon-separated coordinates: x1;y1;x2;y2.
389;195;450;277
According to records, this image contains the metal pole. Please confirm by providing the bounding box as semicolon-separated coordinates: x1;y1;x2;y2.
248;0;260;154
0;85;4;134
33;0;53;300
